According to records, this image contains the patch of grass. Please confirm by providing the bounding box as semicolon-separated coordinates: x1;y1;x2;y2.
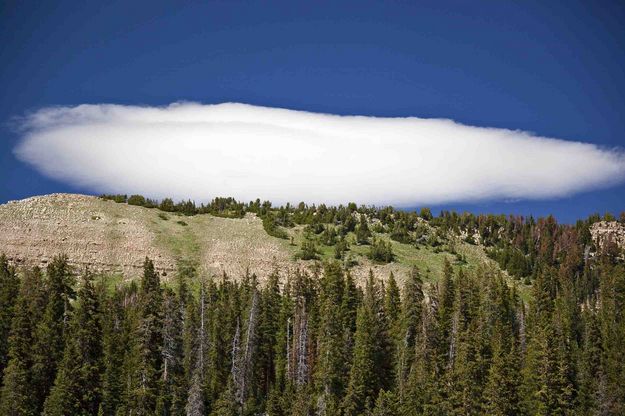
158;213;169;221
150;215;202;268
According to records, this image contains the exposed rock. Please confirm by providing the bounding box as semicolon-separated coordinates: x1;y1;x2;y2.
0;194;176;277
590;221;625;250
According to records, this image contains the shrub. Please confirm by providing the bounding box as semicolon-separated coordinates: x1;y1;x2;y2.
296;239;320;260
368;237;394;263
390;223;412;244
159;198;175;212
99;194;127;203
334;238;349;259
320;226;337;246
262;214;288;239
127;194;146;206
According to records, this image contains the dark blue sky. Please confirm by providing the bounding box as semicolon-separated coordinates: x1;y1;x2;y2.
1;0;623;222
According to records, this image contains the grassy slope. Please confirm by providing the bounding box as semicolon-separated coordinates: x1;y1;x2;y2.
283;223;530;298
87;200;527;297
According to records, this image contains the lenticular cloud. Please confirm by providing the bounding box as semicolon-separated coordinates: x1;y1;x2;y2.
13;102;625;206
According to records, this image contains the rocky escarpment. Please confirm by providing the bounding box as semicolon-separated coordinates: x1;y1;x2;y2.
590;221;625;251
0;194;177;277
0;193;304;279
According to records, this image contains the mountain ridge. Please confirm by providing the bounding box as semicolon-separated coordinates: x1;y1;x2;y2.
0;193;497;284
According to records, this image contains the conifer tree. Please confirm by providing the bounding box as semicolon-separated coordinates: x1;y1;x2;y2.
370;390;399;416
32;255;76;413
395;266;424;402
99;289;127;415
186;371;205;416
257;271;281;399
356;214;371;245
437;258;455;368
315;262;348;414
126;257;163;415
402;298;442;415
0;267;45;416
597;261;625;413
0;254;19;383
342;272;389;416
483;329;522;415
384;272;401;334
157;287;186;415
43;272;103;415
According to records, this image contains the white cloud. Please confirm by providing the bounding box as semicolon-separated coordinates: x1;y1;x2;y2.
13;102;625;206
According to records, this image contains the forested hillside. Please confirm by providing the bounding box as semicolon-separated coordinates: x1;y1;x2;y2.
0;195;624;415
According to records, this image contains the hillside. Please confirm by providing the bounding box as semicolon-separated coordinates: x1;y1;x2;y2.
1;194;624;416
0;193;501;284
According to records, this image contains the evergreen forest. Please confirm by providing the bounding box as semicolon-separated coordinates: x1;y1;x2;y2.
0;196;624;415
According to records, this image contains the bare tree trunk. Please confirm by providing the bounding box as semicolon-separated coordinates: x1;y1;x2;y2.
295;301;308;386
232;290;259;409
286;316;291;381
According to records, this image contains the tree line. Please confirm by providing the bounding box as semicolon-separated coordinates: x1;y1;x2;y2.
0;242;624;415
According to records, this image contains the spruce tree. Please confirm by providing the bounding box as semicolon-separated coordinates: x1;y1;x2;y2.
395;266;424;402
402;299;442;415
157;287;186;415
370;390;399;416
342;272;388;416
315;262;348;414
256;271;281;399
126;257;163;415
32;255;76;413
43;272;103;415
99;289;127;415
356;214;371;245
0;267;46;416
483;328;522;415
0;254;19;383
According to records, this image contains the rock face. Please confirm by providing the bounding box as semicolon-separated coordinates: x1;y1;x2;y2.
0;194;177;277
0;193;304;279
590;221;625;250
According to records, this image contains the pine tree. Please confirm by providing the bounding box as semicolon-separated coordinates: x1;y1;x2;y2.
402;298;442;415
0;267;46;416
356;214;371;245
0;254;19;383
342;272;388;416
32;255;76;413
315;262;348;414
383;272;401;386
483;330;523;415
126;257;164;415
370;390;399;416
43;272;103;415
576;307;602;415
437;258;455;373
395;266;424;402
157;287;186;415
99;289;127;415
210;379;237;416
384;272;401;333
186;371;205;416
597;261;625;413
256;271;281;399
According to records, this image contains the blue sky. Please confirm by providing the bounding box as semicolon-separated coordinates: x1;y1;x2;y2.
1;0;624;222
